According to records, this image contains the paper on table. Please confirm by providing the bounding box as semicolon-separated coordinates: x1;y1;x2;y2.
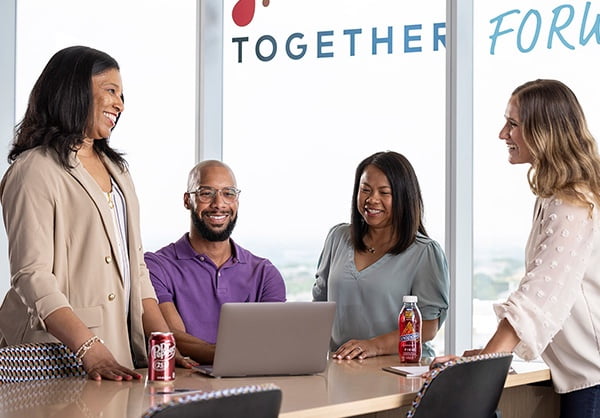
383;358;548;378
510;359;549;374
382;365;429;377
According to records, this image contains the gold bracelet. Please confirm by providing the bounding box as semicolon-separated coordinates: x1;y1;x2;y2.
75;336;104;363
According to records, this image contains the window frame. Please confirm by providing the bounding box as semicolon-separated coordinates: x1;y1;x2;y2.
0;0;475;354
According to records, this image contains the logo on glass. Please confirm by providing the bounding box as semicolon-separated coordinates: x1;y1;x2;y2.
232;0;271;27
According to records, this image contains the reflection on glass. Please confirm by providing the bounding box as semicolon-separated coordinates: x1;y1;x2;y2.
0;378;144;417
0;378;86;413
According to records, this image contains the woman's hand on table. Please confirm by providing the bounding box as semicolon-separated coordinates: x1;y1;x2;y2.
428;354;460;371
417;354;461;378
82;342;142;381
428;348;482;370
175;350;199;368
462;348;483;357
333;339;376;360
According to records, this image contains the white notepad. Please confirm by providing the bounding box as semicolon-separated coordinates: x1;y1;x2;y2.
382;365;429;377
509;359;548;374
382;358;549;378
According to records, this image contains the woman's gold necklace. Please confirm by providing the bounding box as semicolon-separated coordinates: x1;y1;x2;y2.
105;191;114;209
365;238;395;254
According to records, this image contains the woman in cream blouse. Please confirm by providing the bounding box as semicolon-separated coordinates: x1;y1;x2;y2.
435;79;600;418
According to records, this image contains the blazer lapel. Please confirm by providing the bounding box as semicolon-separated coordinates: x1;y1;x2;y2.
68;153;126;284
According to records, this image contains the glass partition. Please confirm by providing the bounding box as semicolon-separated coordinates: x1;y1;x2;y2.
473;1;600;349
222;0;447;352
14;0;197;256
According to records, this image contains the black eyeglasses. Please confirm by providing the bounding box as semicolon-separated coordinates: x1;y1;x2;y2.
187;186;241;204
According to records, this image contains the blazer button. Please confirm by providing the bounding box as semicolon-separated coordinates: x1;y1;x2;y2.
108;293;116;301
105;256;112;264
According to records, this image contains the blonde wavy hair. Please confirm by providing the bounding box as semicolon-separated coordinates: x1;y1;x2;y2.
512;79;600;212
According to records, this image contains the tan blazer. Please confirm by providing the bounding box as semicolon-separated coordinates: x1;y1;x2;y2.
0;147;156;368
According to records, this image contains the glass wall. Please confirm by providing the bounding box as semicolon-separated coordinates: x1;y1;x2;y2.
13;0;196;262
6;0;599;355
222;0;447;351
473;1;600;349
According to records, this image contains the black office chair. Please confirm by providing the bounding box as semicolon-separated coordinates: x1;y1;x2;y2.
141;383;282;418
406;352;513;418
0;342;86;383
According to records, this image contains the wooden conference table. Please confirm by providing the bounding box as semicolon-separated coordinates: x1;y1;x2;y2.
0;355;557;418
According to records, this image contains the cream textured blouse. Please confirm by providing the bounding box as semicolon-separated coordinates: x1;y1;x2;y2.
494;196;600;393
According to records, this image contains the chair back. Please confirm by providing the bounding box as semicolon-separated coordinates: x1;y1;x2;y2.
142;383;282;418
407;353;513;418
0;343;85;383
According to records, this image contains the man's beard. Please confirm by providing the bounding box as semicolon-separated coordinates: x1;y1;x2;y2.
191;209;237;242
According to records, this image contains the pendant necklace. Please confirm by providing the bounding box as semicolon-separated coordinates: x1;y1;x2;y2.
105;191;115;209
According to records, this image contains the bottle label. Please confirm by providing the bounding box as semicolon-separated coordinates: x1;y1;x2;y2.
402;310;414;320
399;333;420;342
399;304;421;362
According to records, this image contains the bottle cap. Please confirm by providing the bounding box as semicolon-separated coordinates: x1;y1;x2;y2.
403;295;418;303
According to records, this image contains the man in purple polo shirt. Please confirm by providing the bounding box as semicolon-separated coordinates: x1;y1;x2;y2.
144;160;286;364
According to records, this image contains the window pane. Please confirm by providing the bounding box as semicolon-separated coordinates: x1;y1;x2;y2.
473;2;600;349
14;0;196;255
223;0;446;353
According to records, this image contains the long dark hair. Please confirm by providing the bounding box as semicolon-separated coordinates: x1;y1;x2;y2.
350;151;428;254
8;45;127;170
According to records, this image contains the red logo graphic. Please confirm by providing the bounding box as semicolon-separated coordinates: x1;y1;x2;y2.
232;0;270;27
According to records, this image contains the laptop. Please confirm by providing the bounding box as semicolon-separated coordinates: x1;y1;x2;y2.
193;301;336;377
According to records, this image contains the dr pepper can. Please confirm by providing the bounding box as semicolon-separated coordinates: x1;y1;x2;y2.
148;332;176;381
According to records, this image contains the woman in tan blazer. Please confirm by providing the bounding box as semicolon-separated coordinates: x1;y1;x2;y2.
0;46;195;380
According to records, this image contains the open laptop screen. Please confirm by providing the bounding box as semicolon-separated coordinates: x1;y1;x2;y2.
194;301;336;377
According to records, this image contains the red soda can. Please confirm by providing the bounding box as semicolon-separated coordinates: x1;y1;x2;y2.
148;332;176;381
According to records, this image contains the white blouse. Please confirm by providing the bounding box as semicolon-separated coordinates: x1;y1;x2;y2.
106;178;131;315
494;196;600;393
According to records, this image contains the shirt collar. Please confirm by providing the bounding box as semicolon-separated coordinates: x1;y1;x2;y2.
174;233;246;263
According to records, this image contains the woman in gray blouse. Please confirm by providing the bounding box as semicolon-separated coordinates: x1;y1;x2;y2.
312;151;449;360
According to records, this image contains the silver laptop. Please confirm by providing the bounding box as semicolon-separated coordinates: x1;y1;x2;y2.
194;301;336;377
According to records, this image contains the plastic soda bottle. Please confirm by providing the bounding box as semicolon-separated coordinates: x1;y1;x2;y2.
398;295;422;363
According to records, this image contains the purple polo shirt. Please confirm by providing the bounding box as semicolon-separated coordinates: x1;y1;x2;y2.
145;234;286;344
